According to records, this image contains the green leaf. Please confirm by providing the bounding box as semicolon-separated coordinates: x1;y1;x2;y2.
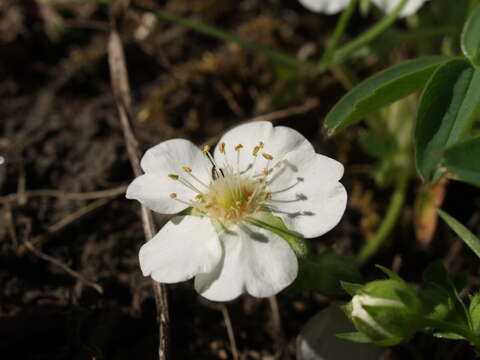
469;292;480;335
438;209;480;259
462;4;480;66
324;56;448;136
445;137;480;186
336;332;373;344
341;281;364;296
415;59;480;182
293;251;362;295
421;260;471;327
433;331;465;340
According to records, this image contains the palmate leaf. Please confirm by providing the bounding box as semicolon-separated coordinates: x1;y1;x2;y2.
415;60;480;182
445;137;480;186
324;56;448;136
462;4;480;66
438;209;480;260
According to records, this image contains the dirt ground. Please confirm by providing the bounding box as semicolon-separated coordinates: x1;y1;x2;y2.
1;0;480;359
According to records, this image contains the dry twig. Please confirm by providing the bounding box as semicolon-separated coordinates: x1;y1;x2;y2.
268;295;288;359
107;13;169;359
17;197;113;254
0;185;127;204
220;304;240;360
23;239;103;294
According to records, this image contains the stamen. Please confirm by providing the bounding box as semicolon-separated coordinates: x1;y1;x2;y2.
183;166;209;187
195;194;204;200
264;192;271;201
252;146;260;157
219;142;226;154
259;141;265;149
262;153;273;160
235;144;243;172
169;174;203;194
169;193;194;207
202;144;220;175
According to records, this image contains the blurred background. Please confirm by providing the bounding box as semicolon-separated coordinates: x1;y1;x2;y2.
1;0;479;359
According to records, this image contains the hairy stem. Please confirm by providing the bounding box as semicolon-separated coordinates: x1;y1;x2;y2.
330;0;409;66
356;169;410;265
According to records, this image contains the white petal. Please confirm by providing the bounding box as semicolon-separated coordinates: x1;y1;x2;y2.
213;121;313;175
297;305;382;360
141;138;212;184
298;0;350;14
139;216;222;283
372;0;429;17
194;223;298;301
268;150;347;238
126;173;193;214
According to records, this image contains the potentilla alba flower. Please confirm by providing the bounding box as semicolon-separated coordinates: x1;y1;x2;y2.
299;0;430;17
126;121;347;301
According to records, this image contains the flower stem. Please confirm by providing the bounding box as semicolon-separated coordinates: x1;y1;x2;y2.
355;168;410;265
318;0;359;70
328;0;409;67
133;5;315;69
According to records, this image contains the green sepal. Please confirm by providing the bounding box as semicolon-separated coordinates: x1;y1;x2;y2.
341;281;364;296
375;264;403;281
336;332;373;344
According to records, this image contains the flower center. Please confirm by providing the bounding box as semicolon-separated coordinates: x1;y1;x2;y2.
167;141;280;226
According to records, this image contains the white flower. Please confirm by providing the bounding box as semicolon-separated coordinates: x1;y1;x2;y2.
126;121;347;301
299;0;430;17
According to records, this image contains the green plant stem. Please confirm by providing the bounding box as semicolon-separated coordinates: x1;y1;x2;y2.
319;0;359;69
329;0;409;67
133;6;314;69
355;169;410;265
422;318;480;350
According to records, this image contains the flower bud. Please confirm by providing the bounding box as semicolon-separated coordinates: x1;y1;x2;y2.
345;279;422;346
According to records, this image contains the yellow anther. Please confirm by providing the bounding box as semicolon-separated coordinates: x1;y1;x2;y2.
262;153;273;160
235;200;242;207
202;145;211;154
252;146;260;157
195;194;204;200
263;169;270;176
264;192;271;201
259;141;265;149
168;174;179;180
182;166;192;173
235;144;244;151
219;142;226;153
170;193;177;199
257;178;265;183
